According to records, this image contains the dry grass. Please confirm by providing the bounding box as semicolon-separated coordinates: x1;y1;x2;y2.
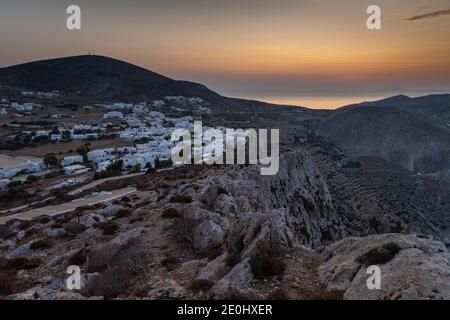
189;279;214;292
30;238;53;251
114;208;132;219
250;254;287;279
67;248;89;266
160;255;179;271
169;195;193;204
309;287;344;300
221;290;252;300
267;288;291;300
0;270;29;297
1;257;42;270
101;222;119;236
161;208;180;219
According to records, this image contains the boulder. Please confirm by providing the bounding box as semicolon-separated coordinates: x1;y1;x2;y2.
42;227;67;238
8;243;32;258
196;254;228;283
147;279;187;300
319;234;450;300
78;213;105;229
86;228;143;272
193;220;224;251
211;258;253;297
97;203;121;218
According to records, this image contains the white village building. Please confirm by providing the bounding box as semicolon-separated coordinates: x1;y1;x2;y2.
50;133;62;141
104;111;124;120
11;102;35;111
61;155;84;167
87;149;115;163
64;164;89;175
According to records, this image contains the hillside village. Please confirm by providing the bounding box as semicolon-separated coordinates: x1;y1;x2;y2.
0;94;214;191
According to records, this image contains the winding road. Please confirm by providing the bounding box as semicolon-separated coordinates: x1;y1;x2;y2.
0;187;136;225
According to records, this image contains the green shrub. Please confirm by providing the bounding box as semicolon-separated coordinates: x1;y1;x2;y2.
356;242;401;265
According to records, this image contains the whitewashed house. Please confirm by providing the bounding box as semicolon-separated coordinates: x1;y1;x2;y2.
73;124;94;130
12;102;34;111
50;133;62;141
64;164;89;175
152;100;165;107
106;103;133;110
72;133;99;140
116;146;136;154
61;155;83;167
104;111;124;120
149;111;166;119
126;117;142;127
35;130;49;137
121;154;139;168
27;160;44;173
97;160;112;172
121;153;155;169
87;149;115;163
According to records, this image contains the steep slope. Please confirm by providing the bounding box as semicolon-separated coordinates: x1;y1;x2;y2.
0;55;220;101
0;55;302;113
342;94;450;114
319;107;450;174
341;94;450;129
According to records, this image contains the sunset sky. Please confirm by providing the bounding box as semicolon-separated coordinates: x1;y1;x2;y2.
0;0;449;107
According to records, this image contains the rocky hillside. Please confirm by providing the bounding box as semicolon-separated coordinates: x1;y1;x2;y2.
342;94;450;129
1;149;448;300
318;107;450;174
0;55;219;101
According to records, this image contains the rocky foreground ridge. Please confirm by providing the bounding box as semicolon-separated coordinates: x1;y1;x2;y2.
0;150;448;300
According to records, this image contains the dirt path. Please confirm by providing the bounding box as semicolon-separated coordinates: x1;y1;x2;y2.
68;173;144;195
0;187;136;225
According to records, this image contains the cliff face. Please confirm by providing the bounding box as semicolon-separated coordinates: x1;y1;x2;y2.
174;149;346;253
161;149;346;297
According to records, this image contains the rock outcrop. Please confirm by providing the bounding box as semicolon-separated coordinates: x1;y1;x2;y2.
319;234;450;300
174;150;346;254
166;149;347;297
1;149;448;300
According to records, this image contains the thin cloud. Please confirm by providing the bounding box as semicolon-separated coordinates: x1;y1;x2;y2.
404;9;450;22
